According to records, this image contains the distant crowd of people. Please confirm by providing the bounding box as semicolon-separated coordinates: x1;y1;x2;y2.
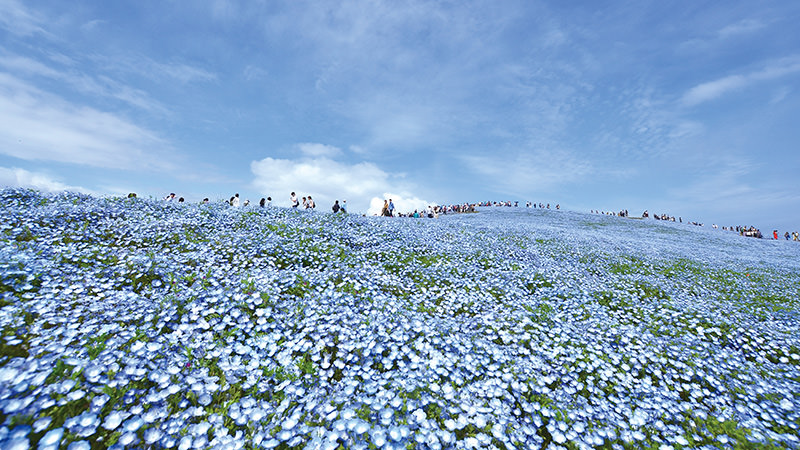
163;191;348;213
380;200;560;218
477;201;560;209
159;192;798;241
375;199;476;218
589;207;798;242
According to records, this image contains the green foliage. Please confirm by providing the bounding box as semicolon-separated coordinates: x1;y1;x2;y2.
608;256;650;275
593;291;630;310
523;273;553;294
85;332;109;359
523;302;553;324
296;352;316;376
263;365;298;382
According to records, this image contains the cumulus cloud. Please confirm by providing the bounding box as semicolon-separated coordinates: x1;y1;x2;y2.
0;73;174;170
0;166;93;194
367;194;436;217
250;144;431;214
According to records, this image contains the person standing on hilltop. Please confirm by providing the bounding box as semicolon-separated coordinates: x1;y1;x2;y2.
232;193;240;207
291;192;299;208
308;196;316;210
388;199;395;217
341;200;347;213
382;200;390;216
332;200;340;213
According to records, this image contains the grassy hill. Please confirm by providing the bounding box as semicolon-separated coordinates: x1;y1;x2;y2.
1;188;798;449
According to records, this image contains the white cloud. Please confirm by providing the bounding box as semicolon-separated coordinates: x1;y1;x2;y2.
250;144;431;214
0;166;93;194
367;194;435;217
0;73;174;171
682;56;800;106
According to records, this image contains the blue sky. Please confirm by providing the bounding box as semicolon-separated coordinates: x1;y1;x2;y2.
1;1;799;231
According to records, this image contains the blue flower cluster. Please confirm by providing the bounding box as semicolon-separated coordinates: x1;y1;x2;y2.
0;188;798;449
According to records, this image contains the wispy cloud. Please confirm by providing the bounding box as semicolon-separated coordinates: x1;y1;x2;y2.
80;19;106;32
0;53;169;115
461;148;594;197
0;0;49;37
243;65;268;81
0;73;174;171
258;1;563;151
296;143;342;158
717;19;765;39
682;56;800;106
90;53;217;85
664;156;800;227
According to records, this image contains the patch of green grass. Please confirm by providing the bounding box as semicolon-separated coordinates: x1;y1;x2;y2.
523;273;553;295
523;302;553;324
296;352;316;376
85;332;110;360
608;256;650;276
592;291;630;310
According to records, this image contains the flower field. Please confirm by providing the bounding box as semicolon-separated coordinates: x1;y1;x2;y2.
1;188;798;450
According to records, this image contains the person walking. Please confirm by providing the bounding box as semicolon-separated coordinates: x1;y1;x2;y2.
388;199;395;217
332;200;340;213
341;200;347;213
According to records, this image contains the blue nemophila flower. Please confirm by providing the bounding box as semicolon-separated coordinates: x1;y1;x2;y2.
66;440;90;450
1;190;799;448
